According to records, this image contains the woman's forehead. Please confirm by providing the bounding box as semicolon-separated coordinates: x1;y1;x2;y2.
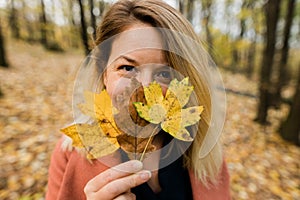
108;26;164;64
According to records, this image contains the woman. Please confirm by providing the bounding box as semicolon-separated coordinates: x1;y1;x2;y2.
46;0;230;199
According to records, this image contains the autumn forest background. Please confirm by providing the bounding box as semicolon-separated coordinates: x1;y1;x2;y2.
0;0;299;199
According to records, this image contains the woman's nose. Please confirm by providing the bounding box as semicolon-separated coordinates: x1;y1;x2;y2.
136;71;153;87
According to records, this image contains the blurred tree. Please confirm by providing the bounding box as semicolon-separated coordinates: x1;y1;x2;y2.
67;0;76;26
230;41;239;72
224;0;234;35
89;0;97;40
231;0;261;74
39;0;62;51
22;0;39;43
178;0;184;16
98;0;108;26
9;0;20;39
246;33;256;78
280;64;300;146
201;0;214;60
99;0;107;18
0;18;8;68
239;1;248;39
272;0;296;107
178;0;195;23
186;0;195;23
63;0;80;48
245;1;263;78
0;18;7;97
231;0;253;72
40;0;48;47
255;0;281;124
77;0;89;55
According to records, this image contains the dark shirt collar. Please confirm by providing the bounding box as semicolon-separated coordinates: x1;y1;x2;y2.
132;156;193;200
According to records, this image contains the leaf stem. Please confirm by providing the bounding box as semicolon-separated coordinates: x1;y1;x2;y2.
139;125;159;162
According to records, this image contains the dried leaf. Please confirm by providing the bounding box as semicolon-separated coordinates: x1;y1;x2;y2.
117;134;156;154
61;89;122;159
61;124;119;159
114;78;158;154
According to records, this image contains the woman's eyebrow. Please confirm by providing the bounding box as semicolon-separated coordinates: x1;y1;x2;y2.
159;65;171;69
152;64;171;71
118;55;139;65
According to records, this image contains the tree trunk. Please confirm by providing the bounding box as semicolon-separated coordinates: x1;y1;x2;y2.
246;1;256;79
235;0;253;73
0;18;8;68
68;0;76;26
231;41;239;72
204;17;213;57
21;0;36;42
186;0;195;23
99;0;106;18
178;0;194;22
255;0;281;124
40;0;48;47
9;0;20;39
246;34;256;78
201;0;214;60
89;0;97;40
239;19;246;39
273;0;296;107
179;0;185;15
280;64;300;146
78;0;90;55
239;0;249;40
66;0;80;48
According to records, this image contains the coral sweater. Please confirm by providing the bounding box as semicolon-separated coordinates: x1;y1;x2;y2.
46;138;231;200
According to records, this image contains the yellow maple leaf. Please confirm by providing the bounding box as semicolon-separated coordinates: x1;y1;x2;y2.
77;90;121;137
60;125;84;148
165;77;194;107
61;124;120;159
144;81;164;106
61;90;123;159
134;78;203;142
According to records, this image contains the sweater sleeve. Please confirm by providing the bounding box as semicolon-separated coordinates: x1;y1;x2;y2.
46;137;70;200
45;137;119;200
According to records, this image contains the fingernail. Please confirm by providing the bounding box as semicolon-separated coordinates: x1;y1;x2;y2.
139;171;151;180
131;160;143;170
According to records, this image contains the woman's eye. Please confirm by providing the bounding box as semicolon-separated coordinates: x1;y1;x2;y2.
157;71;171;79
155;70;172;84
117;65;137;78
118;65;135;72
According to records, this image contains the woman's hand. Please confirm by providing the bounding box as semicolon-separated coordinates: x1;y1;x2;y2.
84;160;151;200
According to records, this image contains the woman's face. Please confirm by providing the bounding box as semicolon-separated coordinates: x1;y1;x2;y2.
104;24;171;98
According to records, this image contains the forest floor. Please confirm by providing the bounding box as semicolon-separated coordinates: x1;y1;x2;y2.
0;40;299;200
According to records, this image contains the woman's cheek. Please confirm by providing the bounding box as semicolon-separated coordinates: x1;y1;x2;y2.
107;77;132;98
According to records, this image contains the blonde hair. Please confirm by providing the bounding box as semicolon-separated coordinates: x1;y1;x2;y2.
69;0;223;186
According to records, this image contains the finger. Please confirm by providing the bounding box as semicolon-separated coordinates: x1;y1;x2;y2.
114;192;136;200
97;170;151;200
85;160;143;193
